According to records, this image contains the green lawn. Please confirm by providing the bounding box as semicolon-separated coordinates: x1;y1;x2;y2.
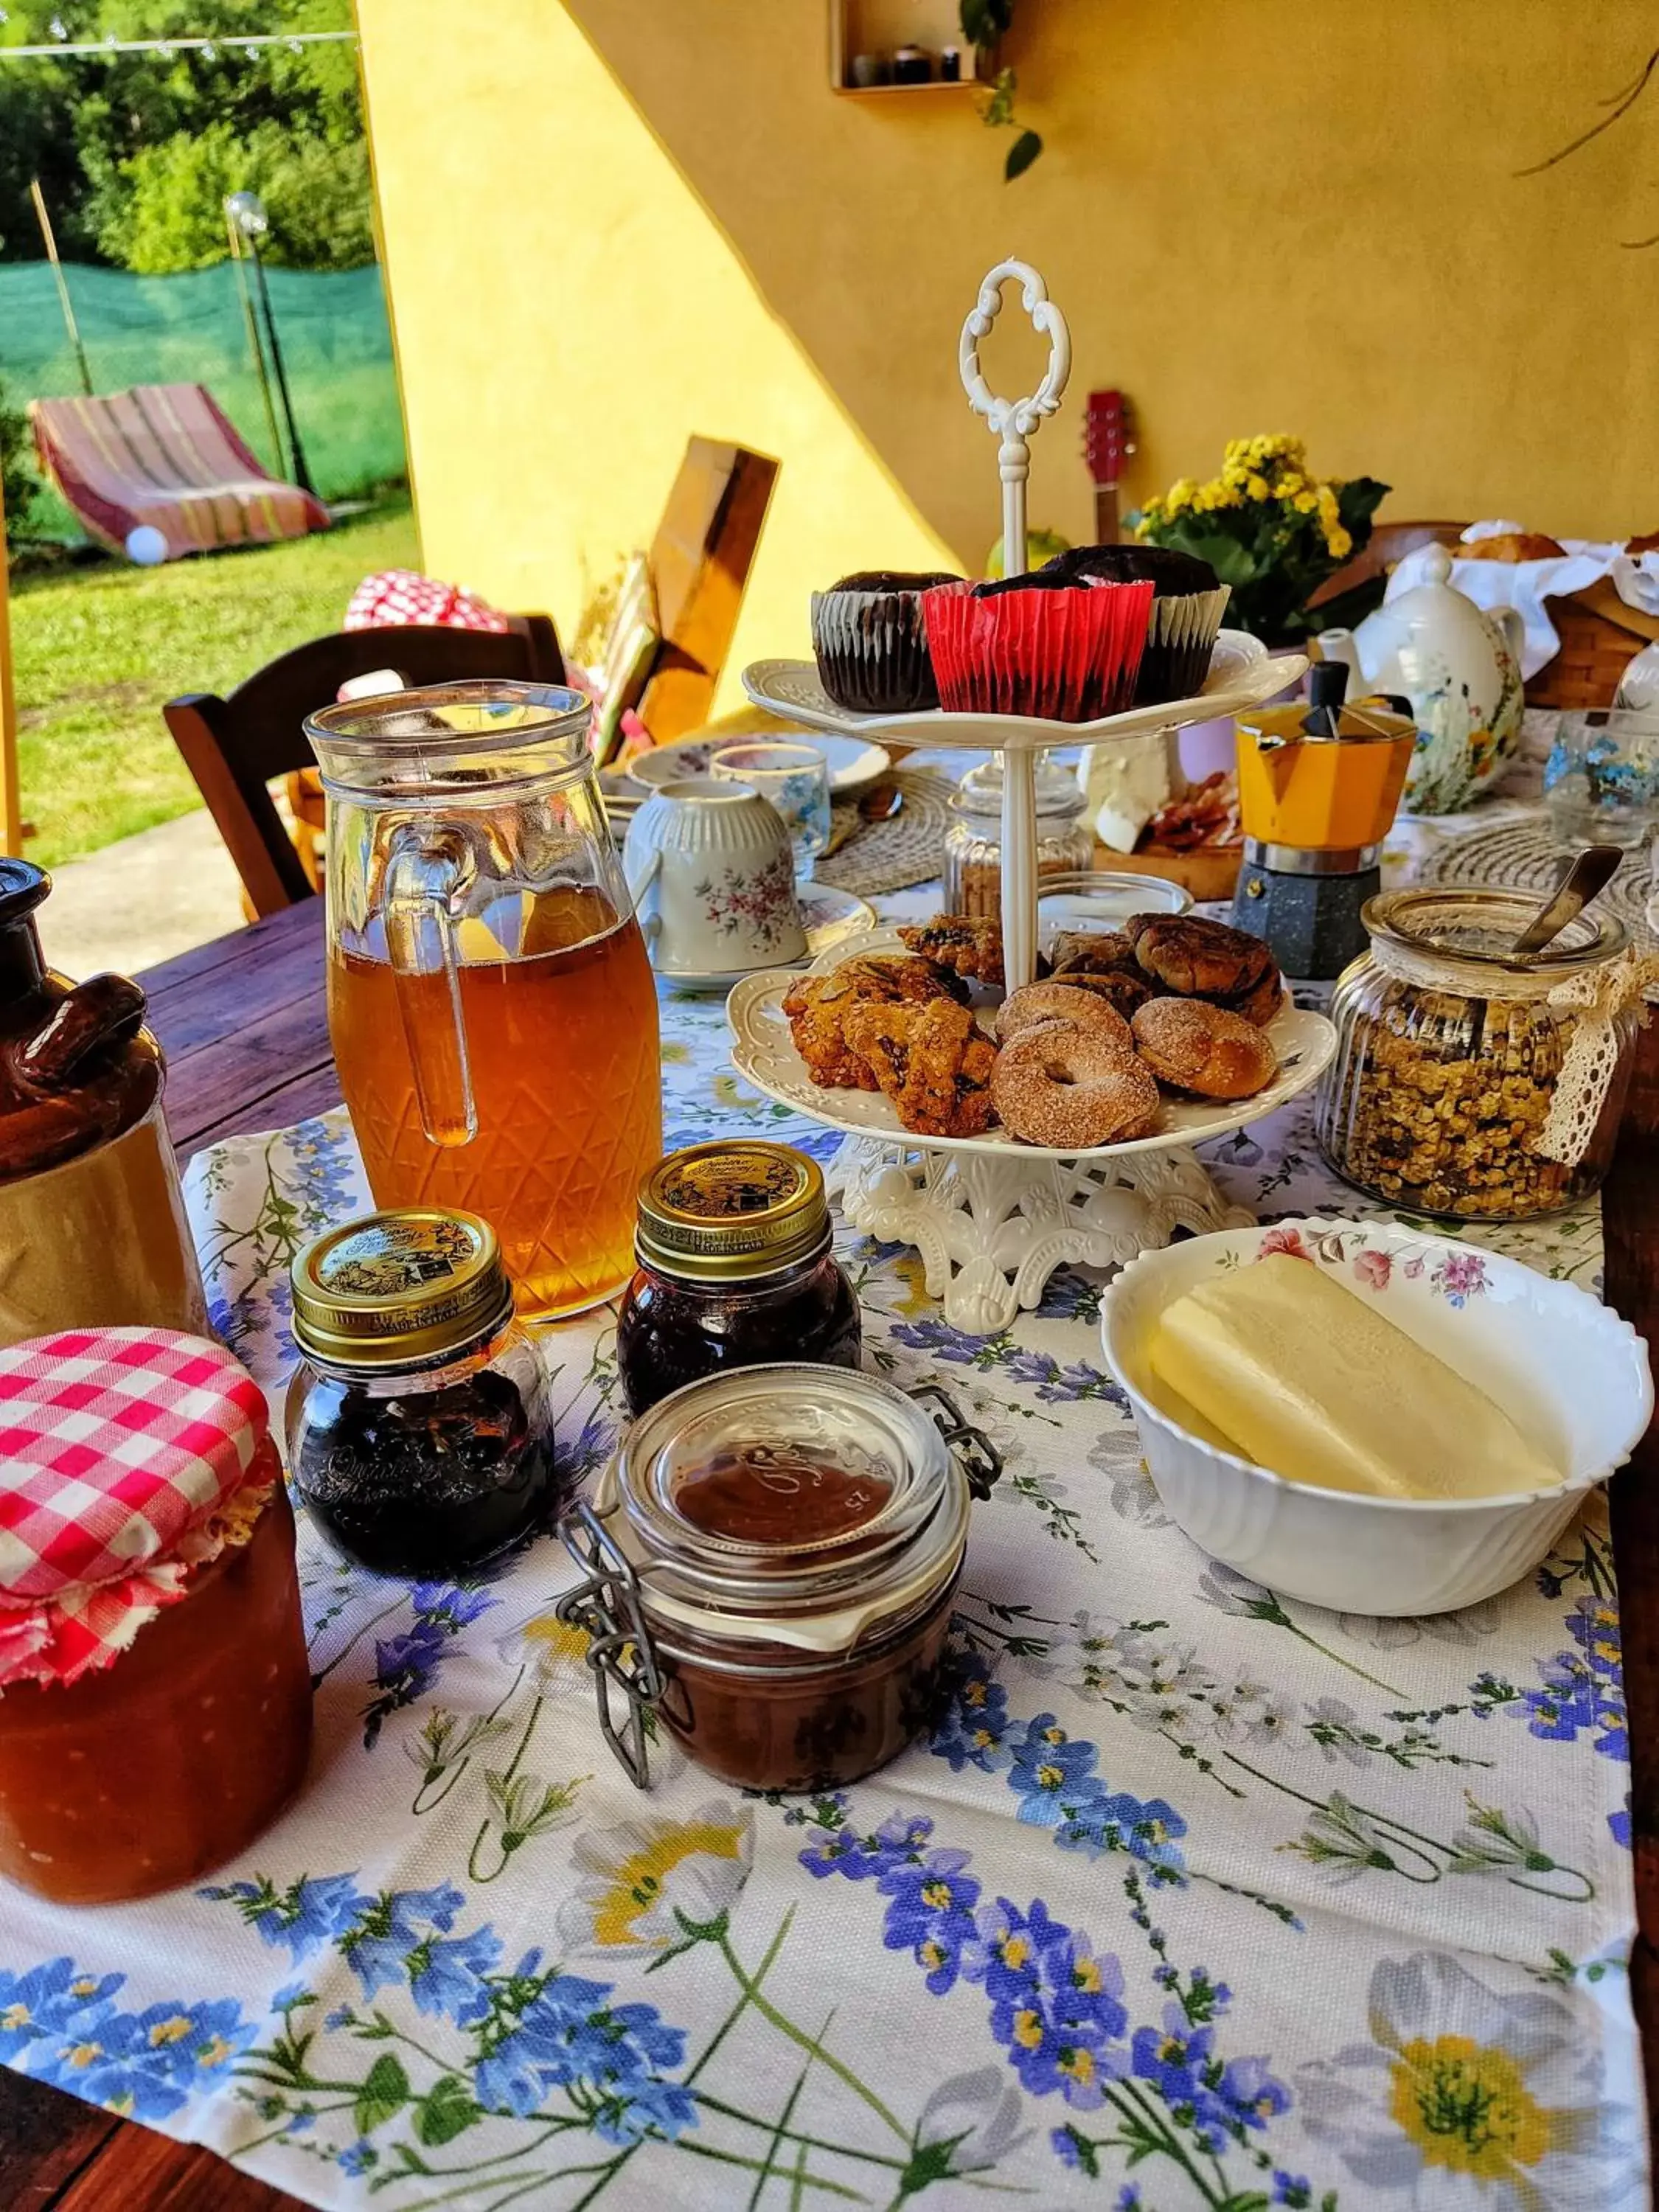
10;498;420;867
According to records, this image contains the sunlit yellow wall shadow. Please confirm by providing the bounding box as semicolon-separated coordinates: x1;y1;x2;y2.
358;0;1659;698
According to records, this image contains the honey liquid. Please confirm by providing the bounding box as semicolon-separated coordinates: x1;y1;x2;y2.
330;890;661;1317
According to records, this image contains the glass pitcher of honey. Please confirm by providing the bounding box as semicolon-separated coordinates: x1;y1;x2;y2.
308;681;662;1318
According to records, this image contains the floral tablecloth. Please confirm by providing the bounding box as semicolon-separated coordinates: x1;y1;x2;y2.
0;874;1642;2212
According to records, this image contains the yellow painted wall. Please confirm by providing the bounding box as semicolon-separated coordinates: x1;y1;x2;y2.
358;0;1659;698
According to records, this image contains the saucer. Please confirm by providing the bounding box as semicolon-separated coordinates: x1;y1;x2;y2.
625;730;891;799
654;883;876;992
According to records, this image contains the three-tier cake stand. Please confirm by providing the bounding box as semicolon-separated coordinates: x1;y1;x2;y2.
729;260;1331;1331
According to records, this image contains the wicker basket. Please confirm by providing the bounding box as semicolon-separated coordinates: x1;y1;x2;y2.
1524;586;1653;710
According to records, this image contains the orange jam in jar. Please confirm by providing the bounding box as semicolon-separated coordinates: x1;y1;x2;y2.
0;1330;313;1905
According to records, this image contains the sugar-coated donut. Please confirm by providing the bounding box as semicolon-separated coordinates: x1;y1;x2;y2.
991;1018;1161;1148
994;981;1135;1051
1131;997;1279;1099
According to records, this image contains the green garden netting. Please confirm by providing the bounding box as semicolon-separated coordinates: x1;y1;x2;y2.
0;259;406;515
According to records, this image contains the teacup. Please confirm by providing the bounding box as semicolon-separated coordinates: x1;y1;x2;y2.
622;777;807;975
711;742;833;877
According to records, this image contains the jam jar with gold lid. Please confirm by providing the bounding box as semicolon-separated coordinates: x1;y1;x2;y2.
285;1208;560;1575
557;1363;999;1793
616;1141;860;1416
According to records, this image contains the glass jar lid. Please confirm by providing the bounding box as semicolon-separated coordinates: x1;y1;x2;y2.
290;1208;513;1369
588;1364;990;1650
635;1141;830;1283
955;755;1085;821
1362;886;1628;994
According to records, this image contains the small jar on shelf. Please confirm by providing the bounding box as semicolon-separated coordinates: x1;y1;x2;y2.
1315;887;1638;1222
941;756;1095;921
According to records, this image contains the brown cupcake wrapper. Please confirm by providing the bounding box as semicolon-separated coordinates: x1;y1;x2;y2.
1134;585;1231;706
811;588;942;713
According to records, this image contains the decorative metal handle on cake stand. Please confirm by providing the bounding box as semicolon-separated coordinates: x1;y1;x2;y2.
958;260;1072;993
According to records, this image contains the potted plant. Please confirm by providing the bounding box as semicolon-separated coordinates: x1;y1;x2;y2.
1132;434;1390;645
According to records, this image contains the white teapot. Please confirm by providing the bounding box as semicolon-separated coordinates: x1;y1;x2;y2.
1318;546;1525;814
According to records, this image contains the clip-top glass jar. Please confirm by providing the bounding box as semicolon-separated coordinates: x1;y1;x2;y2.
616;1141;861;1416
1316;887;1637;1221
286;1208;560;1575
942;756;1094;921
557;1364;1001;1792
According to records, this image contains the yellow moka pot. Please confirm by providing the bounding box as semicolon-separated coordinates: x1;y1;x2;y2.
1231;671;1418;978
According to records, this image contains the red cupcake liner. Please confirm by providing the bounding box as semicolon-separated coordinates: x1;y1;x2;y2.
922;578;1155;722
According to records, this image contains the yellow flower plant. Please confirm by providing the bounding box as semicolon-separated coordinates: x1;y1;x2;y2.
1135;434;1388;641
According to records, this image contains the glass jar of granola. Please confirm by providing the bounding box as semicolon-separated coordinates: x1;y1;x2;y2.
1315;887;1638;1221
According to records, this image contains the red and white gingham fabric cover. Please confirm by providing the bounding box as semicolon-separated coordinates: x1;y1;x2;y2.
0;1329;269;1691
344;568;509;635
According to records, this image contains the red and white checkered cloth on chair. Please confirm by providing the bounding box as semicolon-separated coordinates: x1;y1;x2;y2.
345;568;510;635
0;1329;271;1689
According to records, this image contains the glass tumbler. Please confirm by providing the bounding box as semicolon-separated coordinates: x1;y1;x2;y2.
712;742;832;877
1543;709;1659;852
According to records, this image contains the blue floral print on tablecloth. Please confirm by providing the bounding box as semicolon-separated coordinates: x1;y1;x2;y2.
0;869;1641;2209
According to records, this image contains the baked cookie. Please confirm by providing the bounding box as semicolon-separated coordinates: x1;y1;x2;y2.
1129;914;1283;1026
1131;997;1279;1100
783;956;966;1089
994;981;1135;1054
842;998;998;1138
991;1020;1161;1148
897;916;1008;987
1048;930;1138;975
1057;967;1155;1018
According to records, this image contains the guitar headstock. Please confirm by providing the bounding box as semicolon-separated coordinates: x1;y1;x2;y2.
1084;389;1135;488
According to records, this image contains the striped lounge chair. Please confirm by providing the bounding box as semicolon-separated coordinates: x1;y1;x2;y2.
29;382;330;558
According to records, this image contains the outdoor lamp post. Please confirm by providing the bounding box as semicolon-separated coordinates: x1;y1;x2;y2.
226;189;317;498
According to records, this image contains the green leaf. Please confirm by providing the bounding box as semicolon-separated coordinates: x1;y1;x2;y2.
414;2075;479;2147
960;0;1016;46
1004;128;1043;180
353;2052;409;2137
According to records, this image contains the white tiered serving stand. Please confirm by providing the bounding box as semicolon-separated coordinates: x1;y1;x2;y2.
732;261;1324;1332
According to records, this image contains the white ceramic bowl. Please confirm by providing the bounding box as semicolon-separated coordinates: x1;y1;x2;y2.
1101;1216;1652;1615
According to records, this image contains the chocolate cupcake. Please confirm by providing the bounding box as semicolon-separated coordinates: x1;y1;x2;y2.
1044;545;1231;706
923;573;1155;722
811;570;963;714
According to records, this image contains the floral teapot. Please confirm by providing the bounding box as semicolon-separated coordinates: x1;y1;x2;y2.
1317;546;1525;813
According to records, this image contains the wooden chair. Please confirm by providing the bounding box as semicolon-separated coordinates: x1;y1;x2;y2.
632;437;779;745
164;615;563;917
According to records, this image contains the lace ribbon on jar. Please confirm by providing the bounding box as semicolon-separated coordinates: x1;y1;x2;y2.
1539;952;1659;1166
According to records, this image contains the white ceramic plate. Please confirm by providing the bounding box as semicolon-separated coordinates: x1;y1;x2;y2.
1102;1217;1653;1615
726;925;1336;1161
625;730;892;798
741;633;1302;753
655;885;876;993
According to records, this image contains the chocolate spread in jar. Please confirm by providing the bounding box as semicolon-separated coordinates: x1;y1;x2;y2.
674;1444;894;1546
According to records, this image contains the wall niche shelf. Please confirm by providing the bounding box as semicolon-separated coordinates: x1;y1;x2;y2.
827;0;991;96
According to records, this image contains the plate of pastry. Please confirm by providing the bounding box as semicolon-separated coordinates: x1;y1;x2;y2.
726;912;1338;1162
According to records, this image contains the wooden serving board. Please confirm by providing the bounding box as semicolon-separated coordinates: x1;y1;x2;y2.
1093;838;1244;903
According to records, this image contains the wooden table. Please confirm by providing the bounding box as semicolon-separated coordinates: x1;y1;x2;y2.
3;893;1657;2212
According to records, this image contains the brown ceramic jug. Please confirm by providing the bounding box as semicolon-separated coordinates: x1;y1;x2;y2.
0;859;207;1347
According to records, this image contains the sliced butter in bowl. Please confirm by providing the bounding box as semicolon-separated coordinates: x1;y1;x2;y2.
1146;1253;1560;1501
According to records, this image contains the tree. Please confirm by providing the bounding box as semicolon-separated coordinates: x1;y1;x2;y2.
0;378;40;549
0;0;369;273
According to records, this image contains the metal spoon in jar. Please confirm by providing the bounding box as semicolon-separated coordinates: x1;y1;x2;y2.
1509;846;1624;959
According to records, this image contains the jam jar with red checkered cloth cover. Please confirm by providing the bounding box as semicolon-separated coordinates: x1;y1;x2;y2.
0;1328;313;1904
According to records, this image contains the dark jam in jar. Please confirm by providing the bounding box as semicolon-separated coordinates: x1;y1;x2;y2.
285;1209;561;1576
559;1366;998;1795
674;1444;894;1545
616;1142;861;1416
